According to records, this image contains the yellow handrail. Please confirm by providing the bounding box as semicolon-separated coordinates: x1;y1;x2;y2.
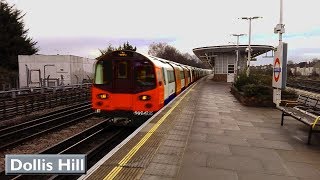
312;116;320;129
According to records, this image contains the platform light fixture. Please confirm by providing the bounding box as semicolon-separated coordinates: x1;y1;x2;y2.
239;16;262;76
231;33;246;81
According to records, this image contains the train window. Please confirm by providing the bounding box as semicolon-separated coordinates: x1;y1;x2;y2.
184;70;188;78
117;61;128;79
95;62;103;84
134;61;156;87
162;68;166;85
180;71;185;79
94;61;112;85
168;70;175;83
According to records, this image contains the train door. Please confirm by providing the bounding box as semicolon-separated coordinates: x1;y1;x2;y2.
162;67;169;101
227;64;235;83
113;60;133;109
114;60;132;90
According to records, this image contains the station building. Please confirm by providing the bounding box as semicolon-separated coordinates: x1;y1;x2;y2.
193;45;274;82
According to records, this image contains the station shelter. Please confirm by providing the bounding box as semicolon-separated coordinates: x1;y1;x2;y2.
193;45;274;82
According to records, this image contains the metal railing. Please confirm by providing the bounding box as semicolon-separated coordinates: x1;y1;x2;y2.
0;83;92;98
0;84;92;119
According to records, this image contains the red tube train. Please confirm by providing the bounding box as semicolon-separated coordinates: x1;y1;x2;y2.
91;50;211;120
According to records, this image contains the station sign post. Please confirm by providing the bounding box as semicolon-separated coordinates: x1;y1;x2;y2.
272;42;287;106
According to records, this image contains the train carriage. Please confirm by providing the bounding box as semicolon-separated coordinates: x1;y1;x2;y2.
91;50;210;123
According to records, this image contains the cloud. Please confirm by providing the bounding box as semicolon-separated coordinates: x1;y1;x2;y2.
7;0;320;63
35;37;176;58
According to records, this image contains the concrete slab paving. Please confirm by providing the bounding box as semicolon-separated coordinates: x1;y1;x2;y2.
237;172;298;180
178;166;238;180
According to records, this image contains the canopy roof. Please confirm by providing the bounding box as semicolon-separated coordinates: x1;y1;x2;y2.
193;45;274;61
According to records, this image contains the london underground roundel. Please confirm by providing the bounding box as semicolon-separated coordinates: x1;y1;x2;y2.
273;58;281;82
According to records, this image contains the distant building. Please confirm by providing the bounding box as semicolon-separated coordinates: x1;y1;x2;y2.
291;67;317;76
18;55;96;88
193;45;274;82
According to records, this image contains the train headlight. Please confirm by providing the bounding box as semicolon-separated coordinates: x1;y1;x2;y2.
139;95;151;101
97;93;109;99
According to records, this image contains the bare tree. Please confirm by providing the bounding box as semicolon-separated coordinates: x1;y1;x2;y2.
148;43;209;68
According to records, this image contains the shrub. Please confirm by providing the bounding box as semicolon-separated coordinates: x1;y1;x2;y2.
282;88;298;99
234;71;272;91
232;68;298;106
242;84;272;97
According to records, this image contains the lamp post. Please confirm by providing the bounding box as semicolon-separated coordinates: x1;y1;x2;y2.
231;34;246;81
275;0;285;43
240;16;262;76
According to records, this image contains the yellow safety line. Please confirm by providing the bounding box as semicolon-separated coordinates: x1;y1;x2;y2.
312;116;320;129
103;82;198;180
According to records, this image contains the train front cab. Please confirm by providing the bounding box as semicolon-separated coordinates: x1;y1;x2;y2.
92;52;163;116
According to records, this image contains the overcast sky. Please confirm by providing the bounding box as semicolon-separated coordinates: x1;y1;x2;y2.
6;0;320;65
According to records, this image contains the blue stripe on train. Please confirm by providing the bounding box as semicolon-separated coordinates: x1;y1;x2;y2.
164;93;176;105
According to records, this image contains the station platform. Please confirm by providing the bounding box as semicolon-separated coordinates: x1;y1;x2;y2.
81;75;320;180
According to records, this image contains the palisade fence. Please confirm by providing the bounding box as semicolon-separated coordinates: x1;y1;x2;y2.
0;83;92;119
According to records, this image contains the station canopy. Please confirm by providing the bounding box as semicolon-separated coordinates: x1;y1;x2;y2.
193;45;274;62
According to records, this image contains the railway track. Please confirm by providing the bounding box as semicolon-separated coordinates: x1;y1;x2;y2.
287;79;320;93
1;119;134;180
0;101;90;130
0;103;93;151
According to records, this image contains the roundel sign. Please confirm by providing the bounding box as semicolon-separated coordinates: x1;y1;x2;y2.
273;58;281;82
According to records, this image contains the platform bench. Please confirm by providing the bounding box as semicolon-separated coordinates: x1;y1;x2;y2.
277;94;320;144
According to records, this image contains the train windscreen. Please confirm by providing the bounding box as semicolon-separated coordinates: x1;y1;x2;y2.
94;58;156;93
134;61;156;87
94;60;112;85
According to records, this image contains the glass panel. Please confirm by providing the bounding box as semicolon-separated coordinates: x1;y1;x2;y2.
180;71;185;79
94;61;112;85
228;64;234;73
134;61;155;87
117;61;128;79
162;68;166;85
95;62;103;84
168;70;175;83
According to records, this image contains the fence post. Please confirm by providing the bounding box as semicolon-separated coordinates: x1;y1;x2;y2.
11;91;16;98
24;99;27;114
49;94;52;108
3;101;6;119
31;96;34;112
15;98;18;115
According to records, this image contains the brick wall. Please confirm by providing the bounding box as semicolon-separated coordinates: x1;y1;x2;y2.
212;74;227;81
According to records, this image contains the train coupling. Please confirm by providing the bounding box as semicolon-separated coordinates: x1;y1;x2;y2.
109;117;131;126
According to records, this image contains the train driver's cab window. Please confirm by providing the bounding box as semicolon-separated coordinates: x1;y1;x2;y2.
134;61;155;87
95;61;112;85
117;61;128;79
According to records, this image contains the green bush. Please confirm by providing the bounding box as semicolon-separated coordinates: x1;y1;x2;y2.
242;84;272;97
233;70;297;101
232;68;298;105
